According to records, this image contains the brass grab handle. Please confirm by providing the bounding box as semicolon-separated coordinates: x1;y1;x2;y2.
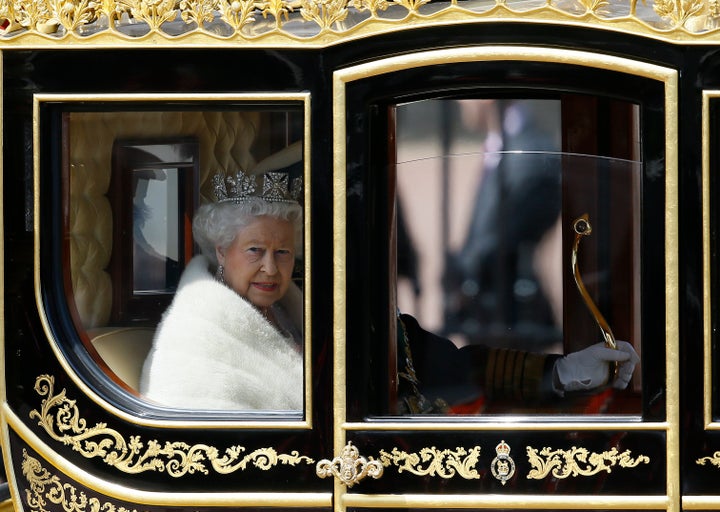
571;214;619;380
316;442;384;487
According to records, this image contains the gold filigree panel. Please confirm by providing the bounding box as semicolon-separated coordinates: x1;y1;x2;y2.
526;445;650;480
696;451;720;467
378;445;482;479
377;442;648;482
29;374;314;476
22;449;142;512
1;0;720;45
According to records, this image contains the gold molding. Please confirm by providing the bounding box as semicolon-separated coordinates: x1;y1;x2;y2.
333;47;677;428
21;449;143;512
343;493;671;508
702;90;720;430
5;0;720;46
526;445;650;480
32;92;313;430
378;445;481;480
29;374;315;476
342;420;669;430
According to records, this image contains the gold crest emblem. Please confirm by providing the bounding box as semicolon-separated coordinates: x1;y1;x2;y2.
490;440;515;486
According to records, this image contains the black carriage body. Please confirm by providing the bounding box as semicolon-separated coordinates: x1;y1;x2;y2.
0;8;716;512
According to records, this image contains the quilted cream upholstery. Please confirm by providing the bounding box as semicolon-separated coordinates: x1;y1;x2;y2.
88;327;155;390
68;111;260;329
68;162;113;328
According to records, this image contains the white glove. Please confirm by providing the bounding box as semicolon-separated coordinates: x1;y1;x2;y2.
553;341;640;395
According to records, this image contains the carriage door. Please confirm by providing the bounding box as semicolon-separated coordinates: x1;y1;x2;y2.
323;47;678;511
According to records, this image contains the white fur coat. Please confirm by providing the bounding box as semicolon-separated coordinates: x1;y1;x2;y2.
139;255;304;411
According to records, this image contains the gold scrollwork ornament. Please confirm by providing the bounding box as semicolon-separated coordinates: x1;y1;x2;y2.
490;440;515;485
316;442;383;487
526;445;650;479
378;445;481;479
28;374;314;477
696;451;720;467
22;449;142;512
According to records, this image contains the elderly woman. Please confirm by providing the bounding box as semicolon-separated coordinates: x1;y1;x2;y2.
139;170;304;411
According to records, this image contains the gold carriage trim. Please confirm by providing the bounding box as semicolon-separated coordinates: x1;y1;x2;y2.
378;445;482;479
22;449;143;512
29;375;315;477
3;0;720;45
316;442;384;487
526;445;650;480
696;451;720;467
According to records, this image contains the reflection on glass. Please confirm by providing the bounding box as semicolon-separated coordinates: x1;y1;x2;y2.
394;98;642;415
132;168;180;293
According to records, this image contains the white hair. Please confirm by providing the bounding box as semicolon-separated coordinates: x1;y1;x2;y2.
192;198;303;267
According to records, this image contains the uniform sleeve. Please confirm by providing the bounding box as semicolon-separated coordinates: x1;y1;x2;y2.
481;346;560;402
399;313;560;407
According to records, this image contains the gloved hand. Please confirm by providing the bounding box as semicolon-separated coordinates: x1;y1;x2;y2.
553;341;640;395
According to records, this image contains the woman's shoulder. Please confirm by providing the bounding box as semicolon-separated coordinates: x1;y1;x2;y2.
177;254;213;285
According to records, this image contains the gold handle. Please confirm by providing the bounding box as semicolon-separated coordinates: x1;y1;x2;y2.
316;442;384;487
571;214;619;380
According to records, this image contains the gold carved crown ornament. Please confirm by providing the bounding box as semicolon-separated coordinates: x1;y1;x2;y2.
213;170;302;204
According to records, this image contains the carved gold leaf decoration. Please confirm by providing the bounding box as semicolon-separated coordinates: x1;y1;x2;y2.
653;0;705;24
299;0;347;29
348;0;390;17
15;0;54;30
391;0;430;12
378;445;482;479
22;449;142;512
116;0;178;30
48;0;99;32
710;0;720;17
29;374;314;477
577;0;611;14
1;0;720;42
526;445;650;480
179;0;216;27
218;0;257;30
260;0;293;27
696;450;720;467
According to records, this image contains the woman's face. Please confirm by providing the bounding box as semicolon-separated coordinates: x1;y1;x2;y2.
216;215;296;309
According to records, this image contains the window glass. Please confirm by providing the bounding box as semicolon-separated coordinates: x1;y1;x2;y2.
62;106;306;414
394;98;642;415
132;166;182;293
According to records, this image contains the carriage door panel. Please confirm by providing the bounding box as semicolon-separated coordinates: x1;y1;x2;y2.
1;49;332;512
329;47;678;511
684;90;720;507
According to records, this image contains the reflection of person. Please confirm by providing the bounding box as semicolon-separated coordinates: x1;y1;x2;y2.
132;170;181;292
139;169;303;410
398;313;640;414
445;99;563;349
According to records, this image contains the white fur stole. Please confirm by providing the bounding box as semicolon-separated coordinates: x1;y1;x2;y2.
139;255;303;411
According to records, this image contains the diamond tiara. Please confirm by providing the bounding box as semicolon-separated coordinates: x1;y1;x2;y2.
212;170;302;204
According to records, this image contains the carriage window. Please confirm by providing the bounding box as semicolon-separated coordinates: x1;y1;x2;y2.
61;103;307;414
393;97;642;415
